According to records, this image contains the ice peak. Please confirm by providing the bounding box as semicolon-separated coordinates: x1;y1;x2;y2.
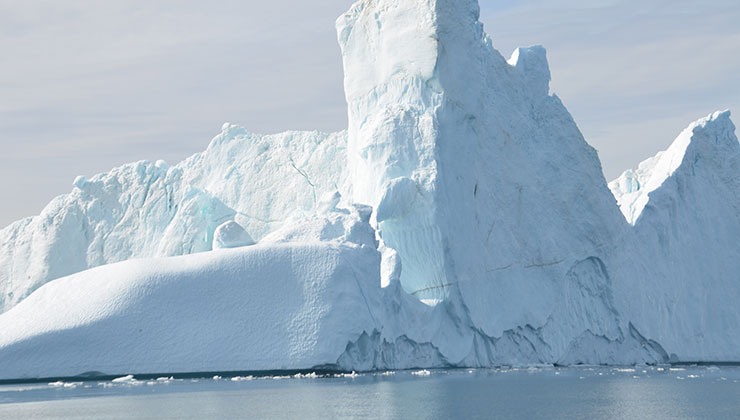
508;46;551;99
690;110;734;144
609;110;738;224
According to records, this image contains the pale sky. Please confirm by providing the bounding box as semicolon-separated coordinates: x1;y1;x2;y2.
1;0;738;228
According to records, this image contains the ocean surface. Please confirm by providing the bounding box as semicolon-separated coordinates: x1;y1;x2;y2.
0;366;738;419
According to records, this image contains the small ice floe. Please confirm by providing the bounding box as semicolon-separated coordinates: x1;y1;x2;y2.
335;371;359;378
380;371;396;376
156;376;173;383
293;372;319;379
411;369;431;376
615;368;636;373
669;368;686;372
230;376;254;382
687;374;700;379
112;374;135;383
48;381;65;387
213;376;222;380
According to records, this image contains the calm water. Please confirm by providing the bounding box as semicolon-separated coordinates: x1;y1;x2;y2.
0;366;738;419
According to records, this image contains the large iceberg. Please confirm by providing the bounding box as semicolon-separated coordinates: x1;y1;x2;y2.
0;0;738;380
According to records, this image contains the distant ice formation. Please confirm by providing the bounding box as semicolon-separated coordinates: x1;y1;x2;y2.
0;0;737;380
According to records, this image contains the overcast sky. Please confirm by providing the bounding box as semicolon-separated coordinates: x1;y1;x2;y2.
1;0;738;228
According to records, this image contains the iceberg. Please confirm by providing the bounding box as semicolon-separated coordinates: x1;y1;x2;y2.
0;0;738;380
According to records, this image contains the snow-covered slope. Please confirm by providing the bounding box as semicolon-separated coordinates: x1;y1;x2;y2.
0;242;382;379
0;127;346;312
0;0;738;379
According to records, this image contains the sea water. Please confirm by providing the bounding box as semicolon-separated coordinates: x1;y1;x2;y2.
0;366;738;419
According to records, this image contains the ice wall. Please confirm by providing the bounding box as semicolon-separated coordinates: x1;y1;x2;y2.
337;0;447;303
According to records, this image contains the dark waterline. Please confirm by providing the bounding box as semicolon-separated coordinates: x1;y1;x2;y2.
0;366;739;420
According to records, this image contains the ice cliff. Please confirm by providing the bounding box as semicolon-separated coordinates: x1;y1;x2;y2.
0;0;738;380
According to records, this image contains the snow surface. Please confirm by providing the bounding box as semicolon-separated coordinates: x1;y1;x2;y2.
0;242;382;379
0;0;738;379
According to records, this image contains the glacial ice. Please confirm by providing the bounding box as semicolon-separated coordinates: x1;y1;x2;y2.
0;0;738;380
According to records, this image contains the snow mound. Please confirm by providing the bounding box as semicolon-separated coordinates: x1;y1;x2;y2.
212;221;255;249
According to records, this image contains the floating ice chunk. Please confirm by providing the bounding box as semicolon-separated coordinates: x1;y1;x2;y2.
411;369;431;376
213;221;255;249
112;374;135;383
293;372;319;379
230;376;253;381
335;371;359;378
